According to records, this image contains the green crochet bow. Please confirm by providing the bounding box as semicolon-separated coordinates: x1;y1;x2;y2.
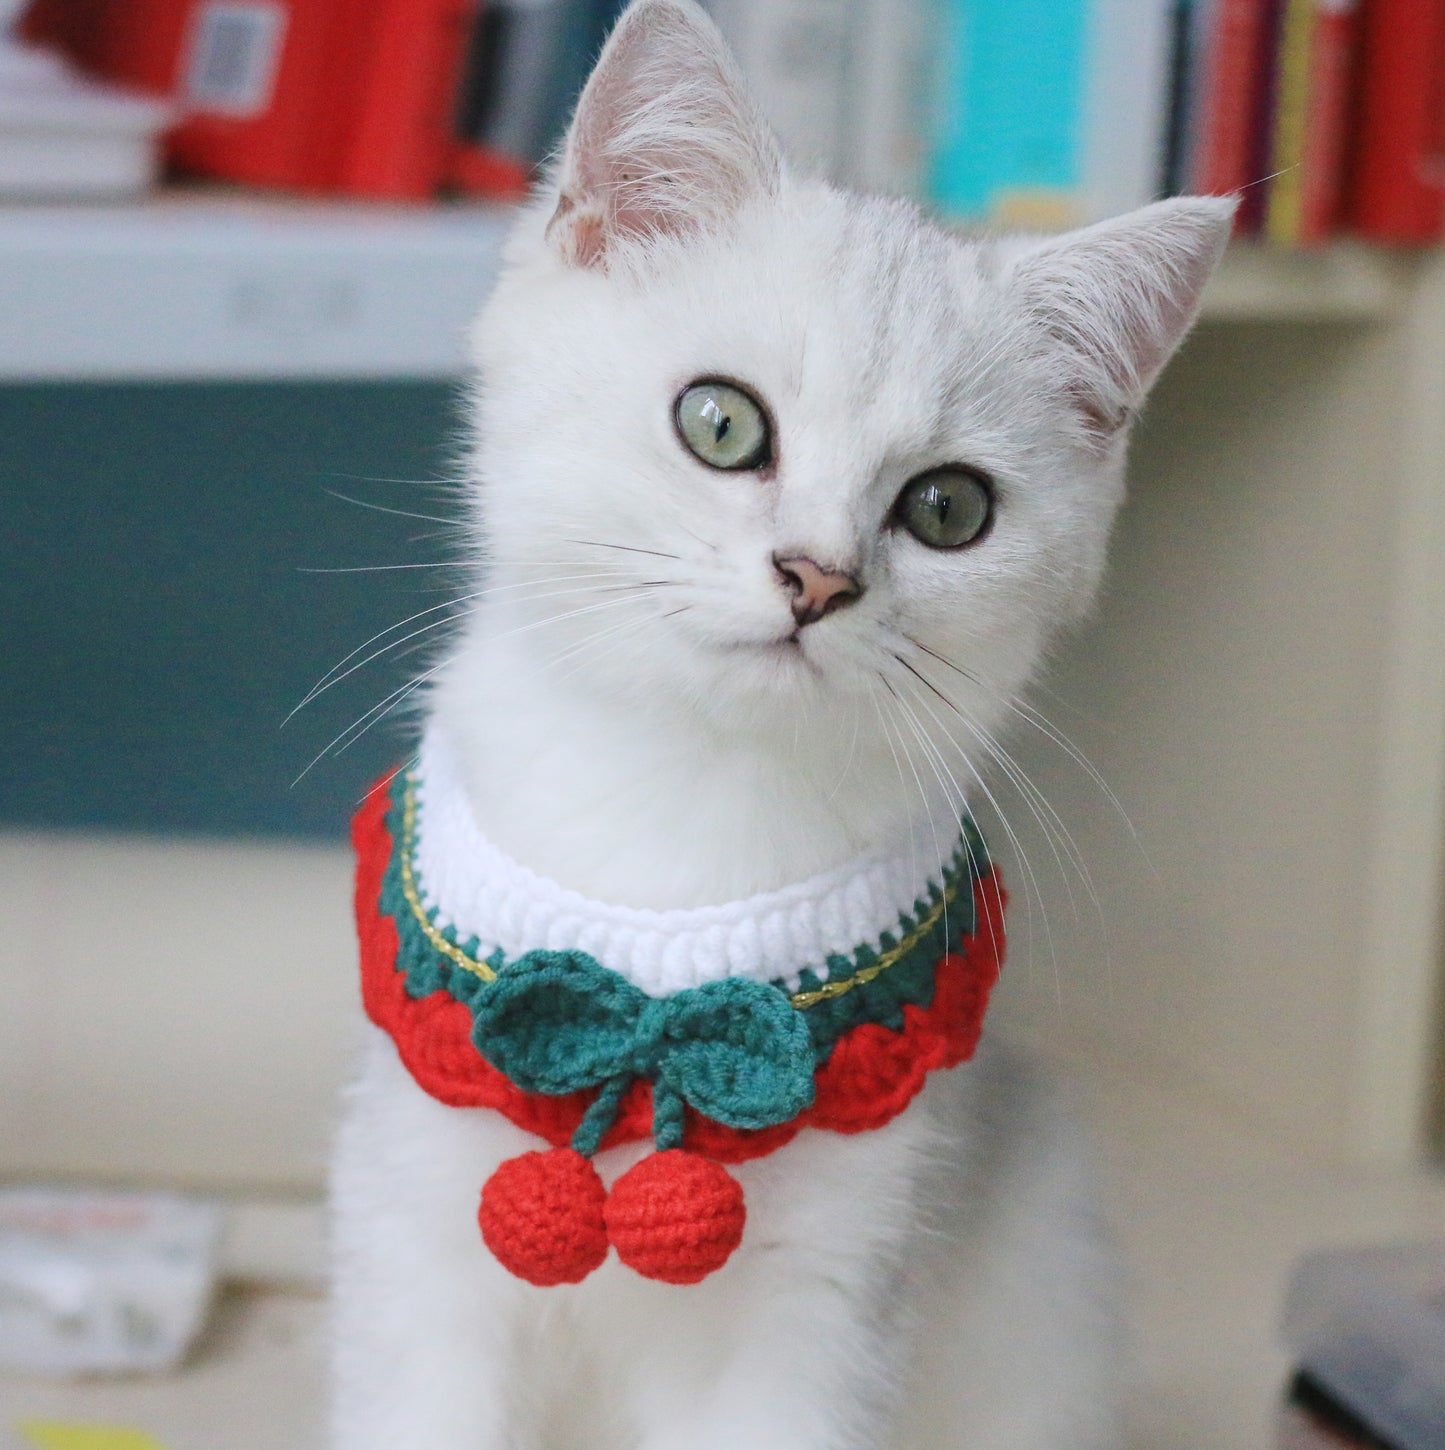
470;951;817;1156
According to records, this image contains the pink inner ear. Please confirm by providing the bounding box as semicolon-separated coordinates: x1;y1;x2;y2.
1010;199;1234;431
547;0;781;269
570;213;608;271
1067;383;1131;442
546;193;609;270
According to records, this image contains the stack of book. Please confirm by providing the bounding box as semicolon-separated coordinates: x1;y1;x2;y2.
21;0;1445;245
0;19;170;199
23;0;479;200
926;0;1445;246
20;0;628;202
1201;0;1445;246
18;0;920;203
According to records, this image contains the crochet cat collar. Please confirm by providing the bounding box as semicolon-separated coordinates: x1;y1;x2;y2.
353;728;1006;1288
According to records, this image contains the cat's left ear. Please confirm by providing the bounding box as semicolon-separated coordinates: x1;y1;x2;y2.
546;0;783;269
1001;195;1236;439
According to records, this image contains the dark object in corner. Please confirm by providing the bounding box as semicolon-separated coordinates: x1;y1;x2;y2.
1282;1369;1399;1450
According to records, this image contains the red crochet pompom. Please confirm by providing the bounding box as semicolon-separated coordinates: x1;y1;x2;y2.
604;1150;746;1284
478;1148;608;1286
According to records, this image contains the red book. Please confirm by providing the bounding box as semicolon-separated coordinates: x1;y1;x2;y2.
1238;0;1289;232
449;143;532;201
1190;0;1277;197
1297;0;1361;241
22;0;475;200
1265;0;1360;244
1344;0;1445;242
329;0;478;200
25;0;339;189
22;0;190;93
169;0;339;190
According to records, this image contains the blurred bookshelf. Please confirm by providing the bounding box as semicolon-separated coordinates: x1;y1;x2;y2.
0;194;1423;383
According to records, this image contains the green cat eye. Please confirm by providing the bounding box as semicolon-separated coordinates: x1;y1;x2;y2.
893;468;993;549
674;379;771;471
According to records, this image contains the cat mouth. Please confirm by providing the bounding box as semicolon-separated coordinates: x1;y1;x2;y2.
721;630;824;677
726;630;801;654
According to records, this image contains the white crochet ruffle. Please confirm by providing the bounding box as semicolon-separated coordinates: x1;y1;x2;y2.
411;725;956;998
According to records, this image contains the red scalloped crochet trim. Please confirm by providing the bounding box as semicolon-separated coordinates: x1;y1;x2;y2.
353;773;1005;1165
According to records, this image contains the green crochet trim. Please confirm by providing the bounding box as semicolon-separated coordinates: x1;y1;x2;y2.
376;772;988;1065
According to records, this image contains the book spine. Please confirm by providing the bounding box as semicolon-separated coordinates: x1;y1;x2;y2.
1263;0;1318;241
1237;0;1287;230
1294;0;1361;242
927;0;1091;227
24;0;195;96
18;0;95;65
166;0;329;190
1432;7;1445;165
448;0;533;200
1161;0;1201;196
1189;0;1272;195
1080;0;1177;218
450;0;629;198
453;0;579;173
1343;0;1445;242
23;0;324;187
330;0;477;199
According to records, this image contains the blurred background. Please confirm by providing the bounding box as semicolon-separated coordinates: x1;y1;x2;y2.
2;1;1445;1448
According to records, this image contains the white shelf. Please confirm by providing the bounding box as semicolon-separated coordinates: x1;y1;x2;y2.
0;194;513;382
0;194;1416;382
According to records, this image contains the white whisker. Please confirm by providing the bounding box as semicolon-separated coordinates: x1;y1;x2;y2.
888;660;1053;996
826;688;864;804
1003;693;1150;865
298;562;461;574
322;488;455;526
896;653;1086;922
289;570;657;722
291;661;442;787
884;681;958;947
867;675;920;884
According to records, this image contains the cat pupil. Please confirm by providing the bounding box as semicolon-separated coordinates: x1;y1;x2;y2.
700;397;732;445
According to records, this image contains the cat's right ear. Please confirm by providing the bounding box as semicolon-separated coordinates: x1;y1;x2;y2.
996;196;1235;442
546;0;783;269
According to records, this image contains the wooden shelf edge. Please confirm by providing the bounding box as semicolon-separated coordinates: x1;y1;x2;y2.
0;198;1425;381
1202;241;1418;324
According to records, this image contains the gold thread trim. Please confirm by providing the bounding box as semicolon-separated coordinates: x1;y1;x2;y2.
787;871;963;1008
401;772;496;983
397;770;966;1008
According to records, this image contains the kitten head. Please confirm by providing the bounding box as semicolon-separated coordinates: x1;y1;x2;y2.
454;0;1232;769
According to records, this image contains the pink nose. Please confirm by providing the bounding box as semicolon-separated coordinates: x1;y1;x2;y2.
773;554;863;627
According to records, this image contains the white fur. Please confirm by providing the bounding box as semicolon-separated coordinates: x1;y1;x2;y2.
330;2;1233;1446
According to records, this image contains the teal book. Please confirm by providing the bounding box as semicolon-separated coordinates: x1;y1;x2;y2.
927;0;1176;229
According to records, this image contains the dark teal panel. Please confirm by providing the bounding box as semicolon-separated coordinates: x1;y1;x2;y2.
0;380;468;840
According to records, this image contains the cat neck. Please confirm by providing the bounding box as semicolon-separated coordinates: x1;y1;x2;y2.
428;628;957;911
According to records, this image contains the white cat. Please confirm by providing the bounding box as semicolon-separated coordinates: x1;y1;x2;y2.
329;3;1233;1447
